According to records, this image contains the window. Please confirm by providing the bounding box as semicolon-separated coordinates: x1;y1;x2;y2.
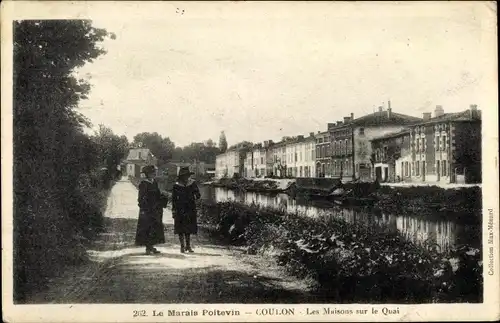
441;135;447;151
442;161;447;176
316;147;320;158
435;136;440;151
261;157;264;164
359;128;365;135
416;161;420;176
416;138;420;152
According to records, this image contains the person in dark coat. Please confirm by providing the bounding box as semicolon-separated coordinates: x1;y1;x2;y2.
135;165;168;255
172;167;201;253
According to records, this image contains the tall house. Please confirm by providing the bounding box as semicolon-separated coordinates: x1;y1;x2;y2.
328;113;355;179
409;105;481;184
215;148;240;179
329;104;422;181
315;131;331;177
270;140;287;177
283;134;316;178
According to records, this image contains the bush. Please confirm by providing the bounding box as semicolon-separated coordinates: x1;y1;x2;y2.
198;201;482;303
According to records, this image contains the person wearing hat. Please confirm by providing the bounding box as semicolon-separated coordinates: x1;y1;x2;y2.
135;165;168;255
171;166;201;253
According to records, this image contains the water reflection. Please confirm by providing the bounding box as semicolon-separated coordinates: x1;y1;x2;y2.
200;186;479;254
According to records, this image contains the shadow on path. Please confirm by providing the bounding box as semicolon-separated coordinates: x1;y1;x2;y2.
26;180;314;304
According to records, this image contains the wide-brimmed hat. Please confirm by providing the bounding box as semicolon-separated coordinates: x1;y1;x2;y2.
178;166;195;178
141;165;156;174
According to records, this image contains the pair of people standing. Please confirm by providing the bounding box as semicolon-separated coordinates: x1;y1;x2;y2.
135;166;200;255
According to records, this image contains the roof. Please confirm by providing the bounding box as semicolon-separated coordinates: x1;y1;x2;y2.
351;110;422;127
126;148;153;161
371;128;411;142
411;109;481;126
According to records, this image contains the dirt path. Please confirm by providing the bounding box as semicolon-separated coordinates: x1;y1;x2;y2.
27;179;313;304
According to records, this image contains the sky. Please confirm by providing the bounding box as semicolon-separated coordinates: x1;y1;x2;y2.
76;2;496;147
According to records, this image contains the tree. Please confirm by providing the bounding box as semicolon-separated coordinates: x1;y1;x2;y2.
93;124;129;172
132;132;175;165
13;20;115;302
219;131;228;153
205;138;215;148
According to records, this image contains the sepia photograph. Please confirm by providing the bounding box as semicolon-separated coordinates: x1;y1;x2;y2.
2;1;498;322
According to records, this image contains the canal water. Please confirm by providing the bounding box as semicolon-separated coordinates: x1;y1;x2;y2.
199;186;481;254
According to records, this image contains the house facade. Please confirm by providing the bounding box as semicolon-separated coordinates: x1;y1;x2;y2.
296;134;316;178
369;104;482;184
124;148;158;177
244;144;267;178
328;113;355;180
315;131;331;177
271;141;287;177
330;105;421;181
215;148;240;178
408;105;481;184
370;129;412;182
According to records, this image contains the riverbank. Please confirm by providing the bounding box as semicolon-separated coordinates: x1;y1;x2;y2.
205;178;481;214
210;177;293;192
372;185;482;215
198;201;482;303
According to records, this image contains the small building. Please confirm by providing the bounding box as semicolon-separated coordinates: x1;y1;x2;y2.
370;129;412;182
124;148;158;177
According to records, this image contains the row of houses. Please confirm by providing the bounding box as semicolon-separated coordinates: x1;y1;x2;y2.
216;103;482;184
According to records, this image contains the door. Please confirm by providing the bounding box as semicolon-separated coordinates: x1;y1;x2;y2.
422;161;426;182
383;167;388;182
375;167;382;181
436;160;440;181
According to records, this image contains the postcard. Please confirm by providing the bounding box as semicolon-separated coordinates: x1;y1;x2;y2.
2;1;499;322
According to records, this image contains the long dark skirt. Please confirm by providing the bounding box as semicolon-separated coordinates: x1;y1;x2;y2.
135;208;165;246
173;212;198;235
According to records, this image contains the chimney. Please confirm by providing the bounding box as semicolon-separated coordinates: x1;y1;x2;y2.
297;135;304;140
435;105;444;117
328;122;336;129
343;116;351;123
309;132;315;137
337;121;343;126
423;112;432;121
378;106;383;112
469;104;479;119
387;101;392;118
351;112;354;120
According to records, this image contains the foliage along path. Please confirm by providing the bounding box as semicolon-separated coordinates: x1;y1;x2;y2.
27;178;313;304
